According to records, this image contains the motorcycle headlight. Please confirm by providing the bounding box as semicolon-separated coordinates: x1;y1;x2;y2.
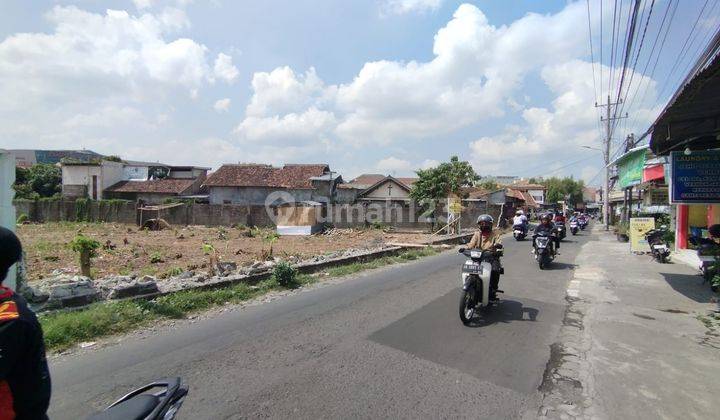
470;250;483;258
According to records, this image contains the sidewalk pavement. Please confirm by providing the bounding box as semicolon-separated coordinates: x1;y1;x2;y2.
537;225;720;420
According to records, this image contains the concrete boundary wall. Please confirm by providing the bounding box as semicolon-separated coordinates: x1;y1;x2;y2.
15;199;504;230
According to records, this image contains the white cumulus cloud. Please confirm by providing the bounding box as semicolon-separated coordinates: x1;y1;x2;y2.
380;0;444;16
213;98;231;112
213;53;239;84
376;157;413;174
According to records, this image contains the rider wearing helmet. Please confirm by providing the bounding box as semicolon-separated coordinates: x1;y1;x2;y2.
0;227;51;419
512;210;528;233
534;213;560;251
467;214;503;300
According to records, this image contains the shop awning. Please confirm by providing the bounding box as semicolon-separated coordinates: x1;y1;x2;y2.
649;38;720;155
642;164;665;183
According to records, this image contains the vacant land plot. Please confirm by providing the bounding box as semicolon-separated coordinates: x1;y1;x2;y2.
17;223;436;281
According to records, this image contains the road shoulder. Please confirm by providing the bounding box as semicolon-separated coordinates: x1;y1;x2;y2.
535;226;720;420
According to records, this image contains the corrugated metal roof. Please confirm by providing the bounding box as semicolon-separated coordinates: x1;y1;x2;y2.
105;178;195;194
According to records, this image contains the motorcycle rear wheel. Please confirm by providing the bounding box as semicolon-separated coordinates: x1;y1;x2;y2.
459;288;476;325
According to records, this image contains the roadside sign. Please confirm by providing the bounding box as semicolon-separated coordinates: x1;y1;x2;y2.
630;217;655;253
670;150;720;204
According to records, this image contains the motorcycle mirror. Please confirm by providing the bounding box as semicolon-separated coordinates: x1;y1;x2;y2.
458;247;466;253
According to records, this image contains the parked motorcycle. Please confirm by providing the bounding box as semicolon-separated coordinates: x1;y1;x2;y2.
691;237;719;290
87;378;188;420
513;224;527;241
533;232;556;269
570;219;579;236
644;226;671;263
554;221;567;240
458;246;503;325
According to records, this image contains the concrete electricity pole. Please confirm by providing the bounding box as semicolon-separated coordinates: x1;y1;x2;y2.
595;95;627;231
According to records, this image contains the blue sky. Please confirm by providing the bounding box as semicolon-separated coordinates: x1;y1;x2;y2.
0;0;715;186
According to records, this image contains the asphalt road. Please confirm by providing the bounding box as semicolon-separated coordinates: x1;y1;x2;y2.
49;226;595;419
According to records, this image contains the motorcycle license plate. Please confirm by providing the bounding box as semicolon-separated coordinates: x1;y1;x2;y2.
463;262;482;274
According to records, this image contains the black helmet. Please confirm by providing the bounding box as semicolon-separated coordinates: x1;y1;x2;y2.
477;214;493;232
540;213;552;223
0;226;22;283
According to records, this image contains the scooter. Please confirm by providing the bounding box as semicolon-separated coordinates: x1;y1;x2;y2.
533;232;555;269
691;237;719;291
513;224;527;241
570;219;579;236
87;378;188;420
554;221;567;240
578;217;588;230
644;226;671;263
458;245;503;325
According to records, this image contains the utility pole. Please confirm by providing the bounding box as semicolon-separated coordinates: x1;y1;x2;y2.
595;95;628;231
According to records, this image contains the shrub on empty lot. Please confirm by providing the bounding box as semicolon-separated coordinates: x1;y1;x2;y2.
272;262;298;288
70;234;101;277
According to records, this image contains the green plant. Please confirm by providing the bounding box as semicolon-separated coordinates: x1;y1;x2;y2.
272;262;298;288
16;213;29;224
69;235;101;277
164;266;183;278
75;198;91;222
149;252;165;264
263;231;280;258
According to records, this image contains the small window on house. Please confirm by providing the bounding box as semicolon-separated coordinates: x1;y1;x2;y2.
223;200;231;204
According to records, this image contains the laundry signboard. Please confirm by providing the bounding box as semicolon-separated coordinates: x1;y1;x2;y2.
670;150;720;204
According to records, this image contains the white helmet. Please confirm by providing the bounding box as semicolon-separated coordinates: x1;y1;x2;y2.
516;209;524;215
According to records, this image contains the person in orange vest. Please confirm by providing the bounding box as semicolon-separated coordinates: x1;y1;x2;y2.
0;227;51;419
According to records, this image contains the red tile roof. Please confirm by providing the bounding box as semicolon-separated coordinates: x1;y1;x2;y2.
105;178;195;194
203;164;330;189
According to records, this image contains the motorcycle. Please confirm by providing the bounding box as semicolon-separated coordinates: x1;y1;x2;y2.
578;217;588;230
513;224;527;241
533;232;555;269
457;246;503;325
554;221;567;240
569;219;579;236
87;378;188;420
644;226;671;263
691;237;719;291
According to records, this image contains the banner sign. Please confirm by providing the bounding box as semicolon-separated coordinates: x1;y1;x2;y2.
670;150;720;204
617;149;646;189
630;217;655;253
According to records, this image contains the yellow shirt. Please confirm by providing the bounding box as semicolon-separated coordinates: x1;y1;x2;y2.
467;230;502;250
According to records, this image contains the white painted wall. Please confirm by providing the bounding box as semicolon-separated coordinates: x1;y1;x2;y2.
363;179;410;199
528;189;545;204
62;160;124;199
0;150;17;289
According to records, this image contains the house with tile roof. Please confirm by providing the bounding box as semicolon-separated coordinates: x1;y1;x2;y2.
203;163;339;205
337;174;419;203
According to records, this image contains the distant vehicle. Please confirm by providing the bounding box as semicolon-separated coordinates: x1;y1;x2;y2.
554;221;567;240
570;219;579;235
513;223;527;241
87;378;188;420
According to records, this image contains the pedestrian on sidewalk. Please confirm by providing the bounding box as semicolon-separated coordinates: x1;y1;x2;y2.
0;226;51;420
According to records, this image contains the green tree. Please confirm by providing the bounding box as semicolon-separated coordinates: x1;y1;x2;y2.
410;156;479;201
542;177;585;206
478;179;499;190
13;164;61;199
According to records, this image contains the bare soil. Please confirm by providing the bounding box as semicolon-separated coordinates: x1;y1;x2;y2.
17;223;434;281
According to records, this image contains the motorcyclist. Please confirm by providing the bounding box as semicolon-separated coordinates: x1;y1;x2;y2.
554;210;566;224
512;210;528;233
467;214;503;300
0;227;51;420
534;213;560;253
